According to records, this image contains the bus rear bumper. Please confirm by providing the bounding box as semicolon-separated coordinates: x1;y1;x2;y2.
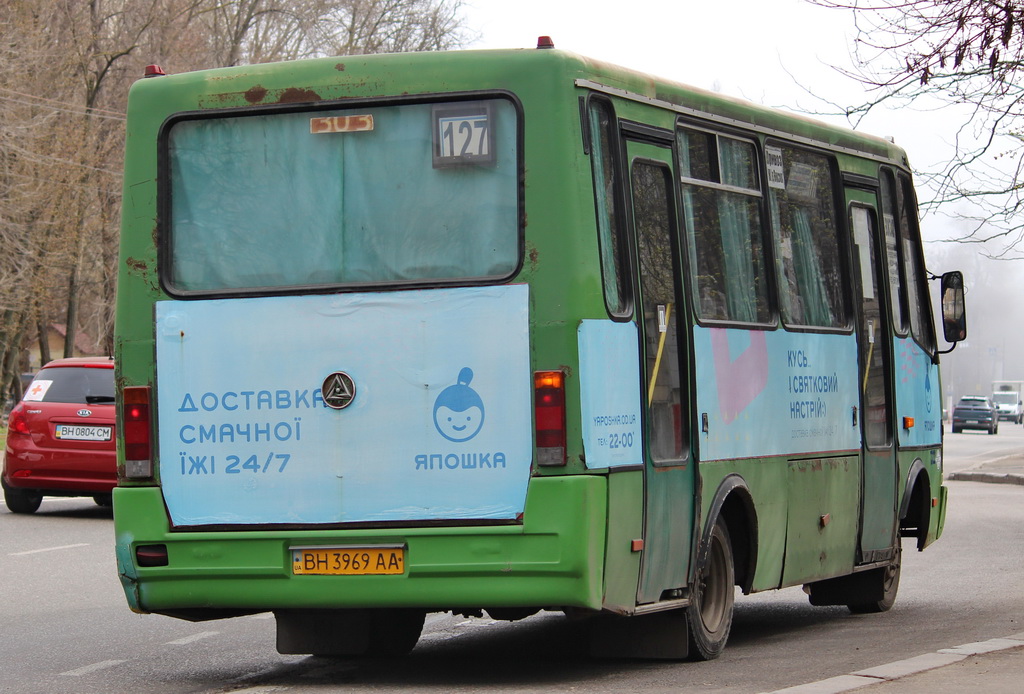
114;475;608;619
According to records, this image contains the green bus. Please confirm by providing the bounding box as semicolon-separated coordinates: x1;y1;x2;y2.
113;38;966;660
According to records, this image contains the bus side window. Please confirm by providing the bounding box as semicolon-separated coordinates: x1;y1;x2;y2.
766;145;847;329
676;127;771;324
895;173;936;350
588;98;630;318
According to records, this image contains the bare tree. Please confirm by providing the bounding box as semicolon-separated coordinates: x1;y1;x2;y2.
188;0;469;67
0;0;470;407
809;0;1024;257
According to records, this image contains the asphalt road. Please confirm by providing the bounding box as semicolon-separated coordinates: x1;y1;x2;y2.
1;431;1022;694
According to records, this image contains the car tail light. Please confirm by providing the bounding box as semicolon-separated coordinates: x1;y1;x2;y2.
7;404;30;435
534;370;566;466
122;386;153;479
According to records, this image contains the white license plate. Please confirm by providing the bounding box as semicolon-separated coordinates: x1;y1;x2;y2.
55;424;112;441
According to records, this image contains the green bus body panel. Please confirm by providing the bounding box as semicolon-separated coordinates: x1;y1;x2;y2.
897;447;946;549
638;464;694;603
698;456;866;592
114;476;607;613
860;447;898;553
781;457;859;584
934;484;948;542
602;471;644;612
698;460;787;593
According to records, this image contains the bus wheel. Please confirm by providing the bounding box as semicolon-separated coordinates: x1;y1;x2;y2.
848;554;901;614
686;517;735;660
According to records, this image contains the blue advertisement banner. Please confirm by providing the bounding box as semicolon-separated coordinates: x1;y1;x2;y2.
694;327;861;461
155;285;531;526
893;336;942;447
578;320;644;469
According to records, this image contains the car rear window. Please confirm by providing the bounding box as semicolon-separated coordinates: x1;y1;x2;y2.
23;367;115;404
956;398;987;408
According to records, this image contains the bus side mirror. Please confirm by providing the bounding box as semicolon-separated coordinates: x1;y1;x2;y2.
940;271;966;344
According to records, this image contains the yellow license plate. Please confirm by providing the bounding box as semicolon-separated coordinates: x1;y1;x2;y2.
291;546;405;576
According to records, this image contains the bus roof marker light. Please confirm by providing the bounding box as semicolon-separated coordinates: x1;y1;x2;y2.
144;65;166;78
537;36;555;49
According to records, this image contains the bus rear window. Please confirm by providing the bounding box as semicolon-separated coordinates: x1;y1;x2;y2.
163;98;520;294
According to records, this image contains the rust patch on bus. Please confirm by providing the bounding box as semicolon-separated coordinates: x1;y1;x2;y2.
277;87;322;104
244;85;268;103
526;243;540;272
126;257;148;274
335;63;346;72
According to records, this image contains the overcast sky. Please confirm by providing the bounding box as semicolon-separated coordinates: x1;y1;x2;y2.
461;1;1020;387
462;0;951;189
465;2;872;121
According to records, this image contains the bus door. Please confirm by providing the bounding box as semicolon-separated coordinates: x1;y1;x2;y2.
624;133;695;604
846;193;898;563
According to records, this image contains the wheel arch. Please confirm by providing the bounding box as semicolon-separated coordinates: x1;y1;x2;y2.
702;474;758;594
899;457;931;551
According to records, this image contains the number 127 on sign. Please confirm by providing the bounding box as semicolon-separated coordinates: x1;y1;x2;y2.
438;115;489;158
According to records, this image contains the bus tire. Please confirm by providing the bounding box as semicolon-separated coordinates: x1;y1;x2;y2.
848;554;901;614
686;516;735;660
3;481;42;515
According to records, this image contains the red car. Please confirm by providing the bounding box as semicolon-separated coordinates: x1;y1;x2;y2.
3;357;116;514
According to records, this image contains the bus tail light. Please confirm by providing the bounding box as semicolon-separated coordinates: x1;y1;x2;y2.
534;371;566;466
122;386;153;479
136;544;168;567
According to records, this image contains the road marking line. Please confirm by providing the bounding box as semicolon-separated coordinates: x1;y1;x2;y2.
60;660;127;677
11;543;90;556
165;630;219;645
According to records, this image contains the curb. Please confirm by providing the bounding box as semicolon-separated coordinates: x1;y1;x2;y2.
763;634;1024;693
946;471;1024;485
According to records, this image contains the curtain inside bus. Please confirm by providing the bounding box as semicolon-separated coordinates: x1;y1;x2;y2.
166;99;519;293
676;128;768;324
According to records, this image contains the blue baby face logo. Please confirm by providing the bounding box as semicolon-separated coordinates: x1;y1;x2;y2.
433;367;485;442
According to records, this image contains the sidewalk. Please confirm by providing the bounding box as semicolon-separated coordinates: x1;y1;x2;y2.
945;452;1024;485
765;461;1024;693
766;634;1024;693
